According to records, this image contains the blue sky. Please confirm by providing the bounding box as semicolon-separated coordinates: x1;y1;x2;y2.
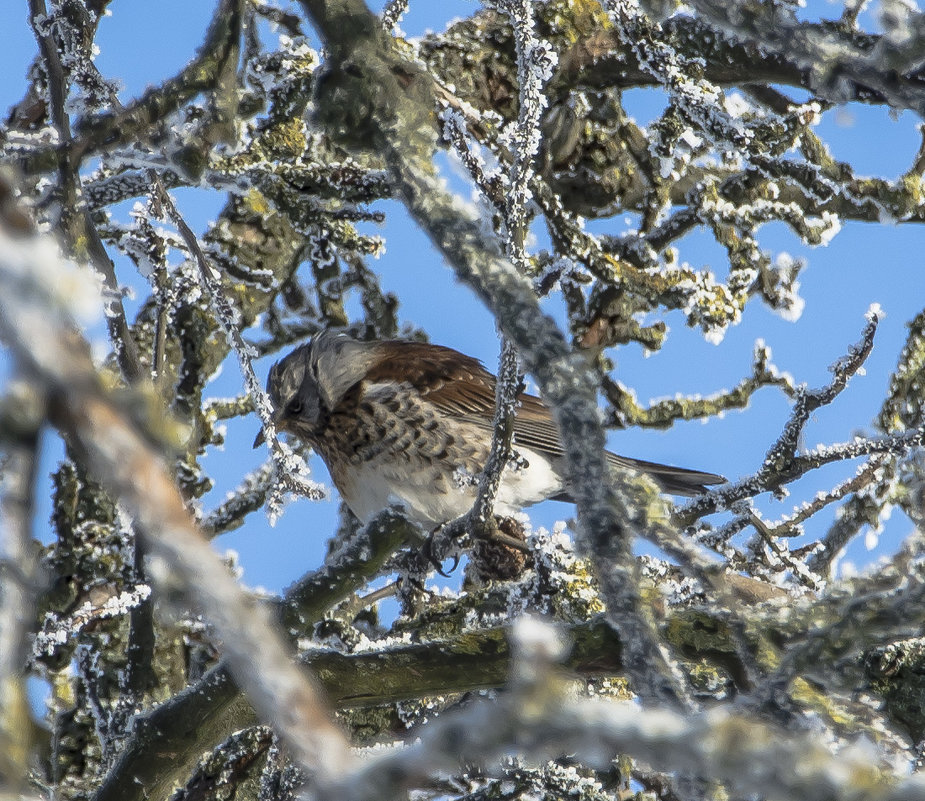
1;0;924;594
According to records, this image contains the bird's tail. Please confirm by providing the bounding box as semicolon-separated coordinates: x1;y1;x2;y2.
606;453;726;496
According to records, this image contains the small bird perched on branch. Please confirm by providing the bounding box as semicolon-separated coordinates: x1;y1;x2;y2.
256;332;725;529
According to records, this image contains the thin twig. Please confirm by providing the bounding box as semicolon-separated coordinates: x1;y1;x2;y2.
27;0;144;383
148;178;325;517
764;455;890;540
380;0;409;30
677;307;891;525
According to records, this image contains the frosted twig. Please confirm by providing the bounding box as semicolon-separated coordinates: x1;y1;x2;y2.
441;2;550;543
763;455;890;540
788;429;923;473
477;1;544;528
683;426;923;533
32;586;152;660
250;0;303;36
774;307;880;461
122;192;176;391
605;341;797;428
204;394;255;420
442;113;529;544
17;0;244;178
743;507;826;592
433;343;524;557
703;457;891;586
478;339;524;519
380;0;409;31
75;646;114;761
442;111;506;212
606;0;751;153
686;0;925;115
149;179;325;521
677;307;907;525
27;0;144;383
202;460;276;538
807;456;901;574
489;0;556;242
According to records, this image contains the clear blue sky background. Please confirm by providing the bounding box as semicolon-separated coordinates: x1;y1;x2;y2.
2;0;924;595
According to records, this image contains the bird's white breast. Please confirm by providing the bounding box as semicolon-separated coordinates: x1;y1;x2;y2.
342;445;564;529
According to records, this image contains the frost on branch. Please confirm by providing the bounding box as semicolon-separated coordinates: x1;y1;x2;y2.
6;1;925;799
678;308;925;588
33;585;152;659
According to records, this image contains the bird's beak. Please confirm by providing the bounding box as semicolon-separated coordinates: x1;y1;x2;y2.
253;410;281;449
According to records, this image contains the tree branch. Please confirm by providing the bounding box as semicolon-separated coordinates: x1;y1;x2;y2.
301;0;691;709
0;187;352;789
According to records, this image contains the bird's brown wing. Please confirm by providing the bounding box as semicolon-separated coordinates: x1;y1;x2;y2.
361;339;555;443
363;340;500;415
365;340;725;495
363;341;555;440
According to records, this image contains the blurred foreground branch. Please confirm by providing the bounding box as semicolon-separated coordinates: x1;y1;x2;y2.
0;173;351;790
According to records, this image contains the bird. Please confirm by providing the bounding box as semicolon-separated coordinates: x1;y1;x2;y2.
256;332;725;530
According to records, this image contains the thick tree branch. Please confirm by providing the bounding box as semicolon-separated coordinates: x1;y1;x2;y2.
0;192;352;790
329;618;925;801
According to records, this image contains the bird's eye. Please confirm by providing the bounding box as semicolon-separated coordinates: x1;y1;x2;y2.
286;398;303;416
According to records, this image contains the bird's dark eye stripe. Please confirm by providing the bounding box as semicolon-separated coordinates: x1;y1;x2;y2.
286;398;303;415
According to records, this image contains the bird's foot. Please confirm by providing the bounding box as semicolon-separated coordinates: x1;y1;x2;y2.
420;526;462;577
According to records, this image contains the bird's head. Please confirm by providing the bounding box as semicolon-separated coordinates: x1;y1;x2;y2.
254;332;379;447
